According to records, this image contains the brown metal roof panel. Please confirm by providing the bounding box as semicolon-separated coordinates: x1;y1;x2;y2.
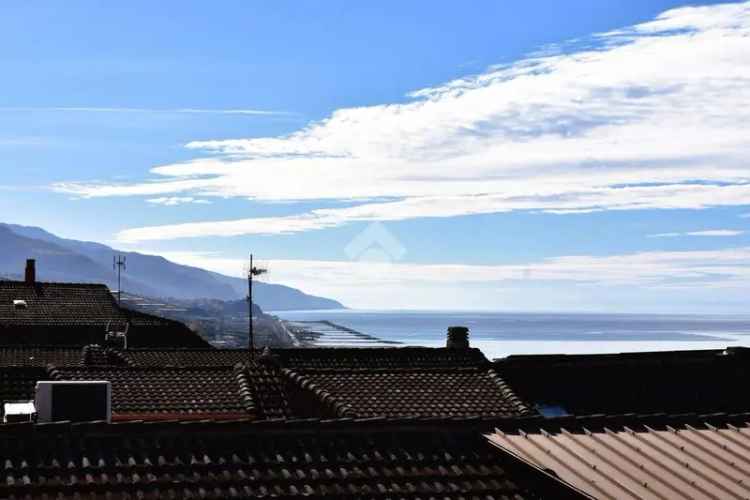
634;429;741;499
562;429;678;500
616;429;719;500
552;432;648;500
488;421;750;500
660;427;750;494
595;430;705;500
490;431;618;500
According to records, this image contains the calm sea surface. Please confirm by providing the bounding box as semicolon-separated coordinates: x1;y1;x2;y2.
272;309;750;359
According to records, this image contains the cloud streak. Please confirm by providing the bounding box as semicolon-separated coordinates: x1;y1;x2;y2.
1;106;290;116
151;246;750;309
649;229;745;238
53;1;750;241
146;197;212;206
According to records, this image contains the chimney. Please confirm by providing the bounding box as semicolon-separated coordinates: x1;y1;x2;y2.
446;326;470;349
24;259;36;285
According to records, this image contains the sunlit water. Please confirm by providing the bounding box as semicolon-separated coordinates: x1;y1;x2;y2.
272;309;750;359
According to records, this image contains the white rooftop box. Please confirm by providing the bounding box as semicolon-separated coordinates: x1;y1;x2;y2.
35;381;111;423
3;401;35;423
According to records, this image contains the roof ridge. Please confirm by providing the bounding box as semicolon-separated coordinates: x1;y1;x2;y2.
281;368;357;418
486;368;536;417
0;280;110;288
53;365;236;372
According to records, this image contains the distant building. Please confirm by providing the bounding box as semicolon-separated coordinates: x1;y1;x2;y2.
0;259;209;347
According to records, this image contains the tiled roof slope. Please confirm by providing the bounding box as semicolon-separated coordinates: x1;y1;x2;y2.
236;362;293;419
122;348;251;367
0;418;587;500
487;413;750;500
0;280;210;347
47;365;250;420
0;345;84;367
0;281;120;326
494;347;750;416
276;346;489;369
0;346;300;421
278;347;534;419
284;368;529;418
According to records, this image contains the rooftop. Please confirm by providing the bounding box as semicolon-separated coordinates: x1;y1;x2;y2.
0;416;586;500
488;412;750;500
494;347;750;417
0;344;536;422
0;278;209;347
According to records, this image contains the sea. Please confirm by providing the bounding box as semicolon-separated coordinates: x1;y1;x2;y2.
272;309;750;359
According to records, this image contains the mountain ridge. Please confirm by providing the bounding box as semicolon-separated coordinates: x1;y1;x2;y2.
0;223;345;311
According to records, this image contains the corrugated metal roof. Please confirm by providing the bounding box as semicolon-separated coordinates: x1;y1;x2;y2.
487;417;750;500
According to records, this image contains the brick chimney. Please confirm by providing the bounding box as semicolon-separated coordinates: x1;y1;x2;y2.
24;259;36;285
446;326;470;349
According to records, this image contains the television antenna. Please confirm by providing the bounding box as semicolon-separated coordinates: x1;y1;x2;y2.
113;255;127;305
245;254;268;358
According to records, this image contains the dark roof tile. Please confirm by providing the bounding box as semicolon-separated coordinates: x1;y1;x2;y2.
0;281;120;326
0;345;84;367
0;417;586;499
0;366;46;413
47;365;250;419
122;348;251;367
276;347;532;419
0;280;210;347
275;346;490;369
284;367;533;418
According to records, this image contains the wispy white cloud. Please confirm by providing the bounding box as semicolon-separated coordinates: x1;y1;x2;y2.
53;1;750;241
146;197;212;206
649;229;745;238
1;106;290;116
152;246;750;309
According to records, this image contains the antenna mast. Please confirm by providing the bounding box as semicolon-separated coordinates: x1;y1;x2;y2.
247;253;267;358
113;255;127;305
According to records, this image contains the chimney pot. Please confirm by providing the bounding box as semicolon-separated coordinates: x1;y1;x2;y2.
446;326;470;349
24;259;36;285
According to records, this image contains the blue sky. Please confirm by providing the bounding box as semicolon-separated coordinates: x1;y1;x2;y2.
2;1;750;311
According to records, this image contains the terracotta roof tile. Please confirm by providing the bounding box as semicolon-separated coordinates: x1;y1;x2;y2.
47;365;251;419
0;281;121;326
0;280;209;347
277;347;533;419
0;418;586;499
284;367;532;418
0;345;84;367
276;346;490;369
235;362;292;419
122;348;251;367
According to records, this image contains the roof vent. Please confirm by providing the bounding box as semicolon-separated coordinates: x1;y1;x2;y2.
446;326;470;349
35;381;111;423
13;299;27;310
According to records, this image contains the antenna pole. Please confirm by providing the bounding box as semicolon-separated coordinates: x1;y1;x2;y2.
113;255;126;305
246;253;267;359
248;253;254;357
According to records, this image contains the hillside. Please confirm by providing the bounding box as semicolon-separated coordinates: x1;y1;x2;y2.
0;223;345;310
